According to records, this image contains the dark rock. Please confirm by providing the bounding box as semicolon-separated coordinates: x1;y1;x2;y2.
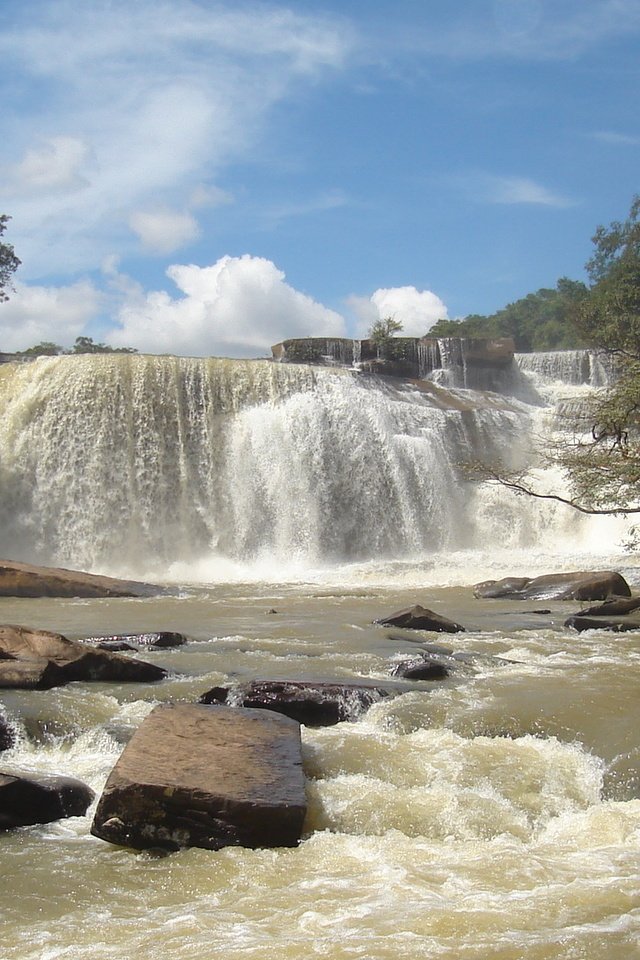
576;597;640;617
91;703;306;852
0;714;14;752
94;641;137;652
0;624;167;689
82;632;187;649
0;559;162;598
564;615;640;633
0;770;94;829
199;680;394;726
474;571;631;601
391;655;452;680
375;605;465;633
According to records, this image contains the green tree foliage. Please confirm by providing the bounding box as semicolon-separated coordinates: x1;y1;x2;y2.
16;341;64;356
429;279;588;351
368;317;403;358
0;216;21;302
70;336;137;354
16;336;138;356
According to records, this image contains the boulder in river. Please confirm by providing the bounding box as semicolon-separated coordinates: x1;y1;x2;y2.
473;571;631;601
199;679;394;726
574;597;640;617
0;770;94;829
0;559;162;599
91;703;307;852
0;624;167;689
374;605;466;633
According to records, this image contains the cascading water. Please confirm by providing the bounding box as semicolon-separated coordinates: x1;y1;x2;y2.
0;355;528;576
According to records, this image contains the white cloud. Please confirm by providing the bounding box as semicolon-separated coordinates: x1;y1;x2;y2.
591;130;640;146
129;209;200;255
0;280;102;351
349;285;449;338
453;173;576;208
8;136;92;193
107;255;346;357
0;2;354;277
483;175;576;207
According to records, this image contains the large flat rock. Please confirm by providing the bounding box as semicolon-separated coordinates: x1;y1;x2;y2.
91;703;307;852
0;559;161;598
0;624;166;688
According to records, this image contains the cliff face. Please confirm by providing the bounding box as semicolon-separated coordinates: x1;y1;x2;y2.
271;336;515;383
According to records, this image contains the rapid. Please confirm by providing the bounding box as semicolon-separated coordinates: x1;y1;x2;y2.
0;350;638;959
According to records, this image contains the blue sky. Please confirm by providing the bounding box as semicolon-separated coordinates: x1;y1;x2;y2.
1;0;639;356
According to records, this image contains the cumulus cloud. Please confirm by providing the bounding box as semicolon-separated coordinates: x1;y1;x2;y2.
107;255;346;357
129;209;200;254
0;280;102;351
349;285;449;338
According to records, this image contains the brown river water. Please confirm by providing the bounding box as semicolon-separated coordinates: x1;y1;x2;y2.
1;570;640;960
0;353;639;958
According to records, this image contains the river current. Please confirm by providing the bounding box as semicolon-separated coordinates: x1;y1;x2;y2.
0;351;639;959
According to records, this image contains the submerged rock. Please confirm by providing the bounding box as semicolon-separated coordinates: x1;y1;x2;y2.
375;605;466;633
82;632;188;649
390;647;518;680
0;770;94;829
200;680;394;726
0;624;167;689
564;615;640;633
474;571;631;601
0;559;162;598
91;703;307;852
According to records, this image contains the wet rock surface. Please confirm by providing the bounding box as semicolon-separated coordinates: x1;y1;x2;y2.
91;703;307;852
474;571;631;601
200;680;394;726
564;615;640;633
0;770;94;829
0;624;167;689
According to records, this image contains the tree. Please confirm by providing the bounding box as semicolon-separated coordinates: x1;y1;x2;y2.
474;197;640;516
16;342;64;357
428;279;588;351
0;216;21;302
70;336;137;354
368;317;403;358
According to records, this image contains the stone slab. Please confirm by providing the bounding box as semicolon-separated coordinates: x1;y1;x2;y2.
91;703;307;851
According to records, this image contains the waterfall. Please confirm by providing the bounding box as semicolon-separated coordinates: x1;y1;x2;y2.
516;349;612;387
0;352;628;579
